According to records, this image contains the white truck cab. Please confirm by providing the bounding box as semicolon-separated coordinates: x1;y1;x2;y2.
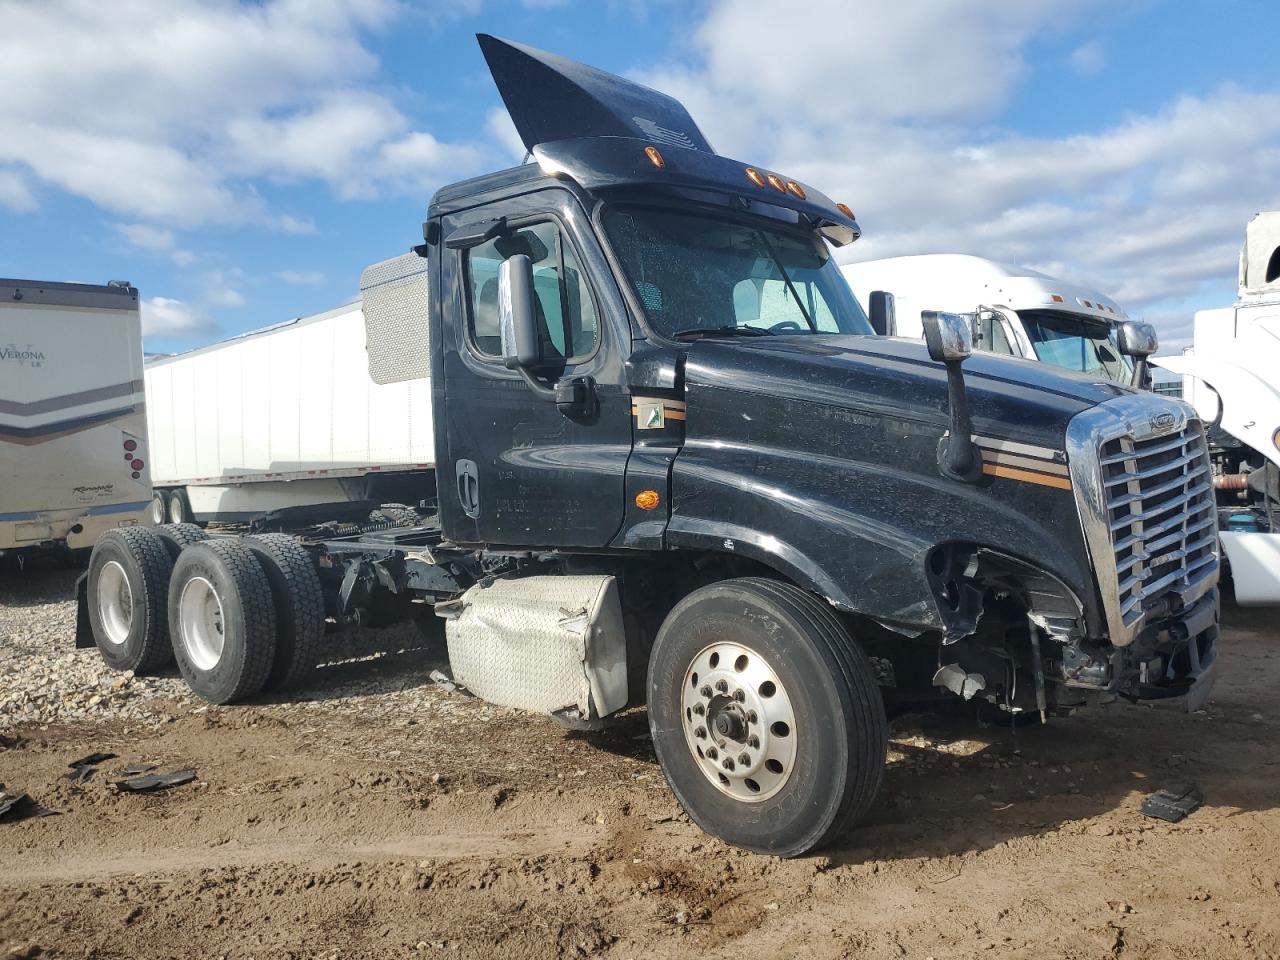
842;254;1133;383
1154;212;1280;605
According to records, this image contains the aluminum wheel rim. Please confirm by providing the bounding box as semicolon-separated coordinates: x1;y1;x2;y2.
680;641;797;802
149;496;166;525
96;560;133;647
178;576;225;671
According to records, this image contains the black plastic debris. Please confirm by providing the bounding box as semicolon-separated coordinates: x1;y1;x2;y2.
0;790;60;822
65;751;119;782
116;763;157;777
1140;783;1203;823
113;768;197;793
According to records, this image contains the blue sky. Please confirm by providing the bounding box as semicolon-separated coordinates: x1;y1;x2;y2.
2;0;1278;353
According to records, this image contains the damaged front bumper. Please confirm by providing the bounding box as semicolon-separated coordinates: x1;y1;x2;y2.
1059;588;1220;711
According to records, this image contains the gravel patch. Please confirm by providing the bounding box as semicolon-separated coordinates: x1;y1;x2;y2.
0;567;458;733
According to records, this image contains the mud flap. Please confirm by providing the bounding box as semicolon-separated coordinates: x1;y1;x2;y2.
74;572;95;649
438;575;628;721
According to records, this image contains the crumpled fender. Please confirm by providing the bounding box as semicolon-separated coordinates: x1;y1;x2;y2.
1154;350;1280;469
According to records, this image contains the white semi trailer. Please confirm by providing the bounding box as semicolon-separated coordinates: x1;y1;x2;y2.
1155;212;1280;605
145;257;435;526
1;278;152;568
842;255;1137;384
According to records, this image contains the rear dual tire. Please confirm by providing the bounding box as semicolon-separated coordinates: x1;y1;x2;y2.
648;578;887;858
87;528;176;674
168;539;277;704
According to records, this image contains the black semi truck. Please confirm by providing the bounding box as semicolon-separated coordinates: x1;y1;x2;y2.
79;36;1220;857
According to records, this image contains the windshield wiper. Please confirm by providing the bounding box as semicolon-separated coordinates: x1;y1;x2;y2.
673;325;775;341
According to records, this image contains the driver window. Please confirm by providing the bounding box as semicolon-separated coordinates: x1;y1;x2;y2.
976;312;1017;356
465;221;599;361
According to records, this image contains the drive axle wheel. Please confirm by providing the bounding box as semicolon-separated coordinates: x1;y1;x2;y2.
648;578;887;857
168;539;277;704
86;527;175;674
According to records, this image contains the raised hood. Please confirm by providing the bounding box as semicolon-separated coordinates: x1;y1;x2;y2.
477;34;713;154
684;336;1131;445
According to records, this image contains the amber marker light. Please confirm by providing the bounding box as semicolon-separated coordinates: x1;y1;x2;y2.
644;146;665;168
765;173;786;192
635;489;661;511
1051;294;1065;303
836;202;855;219
785;180;806;199
745;167;766;187
1273;427;1280;453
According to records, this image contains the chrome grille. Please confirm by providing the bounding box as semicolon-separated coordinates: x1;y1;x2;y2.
1066;395;1220;646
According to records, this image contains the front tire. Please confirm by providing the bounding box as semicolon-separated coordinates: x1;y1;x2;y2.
168;539;277;704
647;578;887;857
86;527;175;674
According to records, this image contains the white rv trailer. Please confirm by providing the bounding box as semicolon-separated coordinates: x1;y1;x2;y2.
842;255;1134;383
0;278;151;564
145;267;435;524
1154;212;1280;605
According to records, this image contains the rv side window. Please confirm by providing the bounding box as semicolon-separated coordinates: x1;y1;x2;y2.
464;221;599;362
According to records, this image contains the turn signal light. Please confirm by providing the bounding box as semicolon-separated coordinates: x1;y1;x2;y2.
635;489;661;511
765;173;786;192
785;180;806;199
745;167;766;188
123;439;137;452
836;202;855;219
644;145;665;168
130;458;144;471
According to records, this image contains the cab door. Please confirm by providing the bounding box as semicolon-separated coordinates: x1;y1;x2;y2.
437;189;633;547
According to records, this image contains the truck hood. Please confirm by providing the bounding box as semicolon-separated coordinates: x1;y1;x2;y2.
683;335;1129;446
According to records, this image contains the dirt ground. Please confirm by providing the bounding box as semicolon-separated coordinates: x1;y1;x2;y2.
2;569;1278;960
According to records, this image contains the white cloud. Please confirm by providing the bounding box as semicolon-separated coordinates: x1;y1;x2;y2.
637;0;1280;352
140;296;216;338
0;167;36;212
114;222;198;267
0;0;488;227
278;270;326;286
207;287;246;309
1069;40;1105;75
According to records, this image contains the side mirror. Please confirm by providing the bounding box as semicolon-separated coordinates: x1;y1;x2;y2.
921;311;980;482
1117;320;1158;359
921;311;974;362
498;254;539;371
868;290;897;336
1117;320;1158;389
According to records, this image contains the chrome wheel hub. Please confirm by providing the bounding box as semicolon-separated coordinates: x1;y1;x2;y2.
680;641;797;802
178;576;225;671
96;560;133;647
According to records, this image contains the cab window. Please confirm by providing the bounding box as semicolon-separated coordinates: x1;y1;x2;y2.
465;221;599;362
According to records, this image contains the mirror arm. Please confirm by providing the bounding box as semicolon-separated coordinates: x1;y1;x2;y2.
517;366;557;402
939;359;983;482
1131;357;1148;389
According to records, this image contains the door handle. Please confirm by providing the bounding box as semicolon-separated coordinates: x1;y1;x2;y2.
455;459;480;519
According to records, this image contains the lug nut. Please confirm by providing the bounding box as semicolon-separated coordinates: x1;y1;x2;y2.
706;747;718;760
733;688;745;702
695;726;707;739
722;758;735;771
700;685;712;698
693;703;705;716
747;710;758;724
748;735;760;749
738;752;751;766
715;679;728;693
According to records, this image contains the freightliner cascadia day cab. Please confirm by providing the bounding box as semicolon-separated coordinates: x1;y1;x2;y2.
79;36;1221;856
841;255;1148;386
1;278;152;569
1155;212;1280;605
144;299;435;526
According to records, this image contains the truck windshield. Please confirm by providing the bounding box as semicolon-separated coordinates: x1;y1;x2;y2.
603;206;871;340
1019;310;1133;382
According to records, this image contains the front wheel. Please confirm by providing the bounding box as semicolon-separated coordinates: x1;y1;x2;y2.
647;578;887;857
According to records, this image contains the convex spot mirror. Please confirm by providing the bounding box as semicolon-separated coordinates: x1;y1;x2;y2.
922;311;974;363
1117;320;1159;358
498;254;540;370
